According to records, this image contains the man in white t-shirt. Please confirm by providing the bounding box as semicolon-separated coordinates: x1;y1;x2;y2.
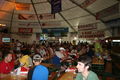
55;48;65;59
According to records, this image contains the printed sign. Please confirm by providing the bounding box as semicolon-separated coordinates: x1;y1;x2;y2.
18;21;61;27
78;23;97;31
79;31;104;38
18;28;33;33
42;27;68;33
81;0;96;8
15;3;30;11
0;0;5;8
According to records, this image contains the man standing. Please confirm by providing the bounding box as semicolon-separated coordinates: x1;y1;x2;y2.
27;54;49;80
75;56;99;80
0;51;14;74
94;38;103;57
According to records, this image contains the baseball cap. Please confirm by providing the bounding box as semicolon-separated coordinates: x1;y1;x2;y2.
33;54;42;60
59;47;65;51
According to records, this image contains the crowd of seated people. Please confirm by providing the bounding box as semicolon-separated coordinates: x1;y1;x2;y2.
0;39;112;80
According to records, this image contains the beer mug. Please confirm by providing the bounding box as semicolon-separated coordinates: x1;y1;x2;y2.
11;71;17;79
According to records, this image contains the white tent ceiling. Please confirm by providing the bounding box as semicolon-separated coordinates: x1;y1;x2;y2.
0;0;119;32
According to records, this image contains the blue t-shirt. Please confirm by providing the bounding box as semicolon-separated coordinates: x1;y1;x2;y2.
51;55;61;66
32;65;49;80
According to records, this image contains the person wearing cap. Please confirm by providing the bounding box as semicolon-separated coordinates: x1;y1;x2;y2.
55;47;67;61
27;54;49;80
54;47;67;75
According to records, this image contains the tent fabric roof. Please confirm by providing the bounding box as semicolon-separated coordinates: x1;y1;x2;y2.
0;0;119;32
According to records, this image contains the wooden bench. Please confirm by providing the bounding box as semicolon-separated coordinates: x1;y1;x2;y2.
49;72;57;80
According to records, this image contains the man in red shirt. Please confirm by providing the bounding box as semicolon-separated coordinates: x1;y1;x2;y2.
0;51;14;74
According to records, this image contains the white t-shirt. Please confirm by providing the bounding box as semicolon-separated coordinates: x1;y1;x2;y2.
55;51;64;59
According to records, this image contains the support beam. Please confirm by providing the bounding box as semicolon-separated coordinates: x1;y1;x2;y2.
9;8;15;33
69;0;105;23
31;0;42;30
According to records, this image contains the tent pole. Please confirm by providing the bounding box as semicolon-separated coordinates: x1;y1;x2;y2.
9;8;15;34
31;0;42;31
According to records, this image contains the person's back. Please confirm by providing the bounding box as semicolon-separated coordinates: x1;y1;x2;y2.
32;65;49;80
27;54;49;80
51;55;61;67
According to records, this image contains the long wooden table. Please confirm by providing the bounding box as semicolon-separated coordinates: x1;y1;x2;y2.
41;63;55;68
0;63;55;80
92;57;104;65
0;74;27;80
58;72;76;80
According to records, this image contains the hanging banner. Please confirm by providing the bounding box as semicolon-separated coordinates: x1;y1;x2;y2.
0;0;5;8
15;3;30;11
18;13;55;20
79;31;104;38
42;27;68;33
80;0;96;8
78;23;97;31
78;23;103;39
96;3;119;19
18;28;33;33
51;0;61;14
18;21;61;27
5;0;14;1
